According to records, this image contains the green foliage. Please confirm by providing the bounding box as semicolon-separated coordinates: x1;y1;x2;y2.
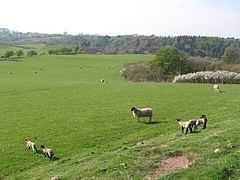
1;30;240;57
151;47;183;75
27;50;37;57
4;50;14;59
222;47;240;64
15;49;24;58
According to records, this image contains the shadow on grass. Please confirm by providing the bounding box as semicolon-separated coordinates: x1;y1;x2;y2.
143;121;164;125
191;130;201;134
51;156;60;161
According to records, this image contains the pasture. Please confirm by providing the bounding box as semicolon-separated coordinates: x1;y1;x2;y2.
0;54;240;179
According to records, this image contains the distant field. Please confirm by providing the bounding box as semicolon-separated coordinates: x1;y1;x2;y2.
0;54;239;179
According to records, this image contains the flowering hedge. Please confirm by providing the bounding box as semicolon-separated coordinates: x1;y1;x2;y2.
173;71;240;84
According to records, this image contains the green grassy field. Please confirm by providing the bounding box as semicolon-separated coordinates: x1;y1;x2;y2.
0;54;240;179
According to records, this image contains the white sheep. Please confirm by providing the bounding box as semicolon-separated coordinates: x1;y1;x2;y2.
40;145;54;160
131;107;153;122
213;84;220;93
25;139;37;153
195;114;207;129
101;79;105;83
176;119;195;134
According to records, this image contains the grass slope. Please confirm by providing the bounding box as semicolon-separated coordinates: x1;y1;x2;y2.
0;54;239;179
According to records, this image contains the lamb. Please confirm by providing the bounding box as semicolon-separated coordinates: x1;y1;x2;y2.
213;84;220;93
195;114;207;129
25;139;37;153
131;107;153;122
176;119;195;134
40;145;54;160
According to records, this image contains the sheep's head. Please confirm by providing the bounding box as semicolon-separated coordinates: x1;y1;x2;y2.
176;118;181;122
131;107;136;111
40;145;45;149
201;114;206;118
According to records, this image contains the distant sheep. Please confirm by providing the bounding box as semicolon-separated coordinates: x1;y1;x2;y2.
131;107;153;122
25;139;37;153
101;79;105;83
40;145;54;160
176;119;195;134
213;84;220;93
195;114;207;129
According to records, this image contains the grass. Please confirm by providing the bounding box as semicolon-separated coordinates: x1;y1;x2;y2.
0;54;240;179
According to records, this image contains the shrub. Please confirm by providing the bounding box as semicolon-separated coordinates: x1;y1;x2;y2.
173;71;240;84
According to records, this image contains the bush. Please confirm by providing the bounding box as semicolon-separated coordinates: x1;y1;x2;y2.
173;71;240;84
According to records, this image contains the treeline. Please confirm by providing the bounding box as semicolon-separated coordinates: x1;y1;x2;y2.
121;47;240;83
1;28;240;58
0;49;38;59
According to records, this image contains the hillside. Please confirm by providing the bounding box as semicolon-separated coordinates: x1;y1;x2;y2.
0;54;239;179
1;28;240;58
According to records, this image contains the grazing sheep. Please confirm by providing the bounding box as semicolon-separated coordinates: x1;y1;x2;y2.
40;145;54;160
51;176;59;180
176;119;195;134
213;84;220;93
196;114;207;129
25;139;37;153
131;107;153;122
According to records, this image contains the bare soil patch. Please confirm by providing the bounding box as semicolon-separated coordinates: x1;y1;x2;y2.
146;154;191;179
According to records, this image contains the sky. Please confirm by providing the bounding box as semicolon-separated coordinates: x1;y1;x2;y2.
0;0;240;38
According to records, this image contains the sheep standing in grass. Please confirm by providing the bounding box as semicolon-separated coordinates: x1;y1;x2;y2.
196;114;207;129
213;84;220;93
176;119;195;134
40;145;54;160
131;107;153;122
25;139;37;153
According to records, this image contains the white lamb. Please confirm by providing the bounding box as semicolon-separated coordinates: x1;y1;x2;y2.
25;139;37;153
131;107;153;122
213;84;220;93
40;145;54;160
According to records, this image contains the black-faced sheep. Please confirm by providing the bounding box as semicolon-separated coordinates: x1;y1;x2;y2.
213;84;220;93
176;119;195;134
40;145;54;159
131;107;153;122
196;114;207;129
25;139;37;153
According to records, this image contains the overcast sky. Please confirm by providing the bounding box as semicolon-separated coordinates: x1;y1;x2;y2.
0;0;239;38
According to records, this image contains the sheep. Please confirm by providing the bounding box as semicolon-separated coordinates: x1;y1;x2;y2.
25;139;37;153
176;119;195;134
40;145;54;160
131;107;153;122
195;114;207;129
101;79;105;83
213;84;220;93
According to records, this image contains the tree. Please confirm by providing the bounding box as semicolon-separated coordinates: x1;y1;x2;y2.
4;50;14;59
27;50;37;57
222;47;240;64
16;49;24;58
74;46;80;54
151;47;184;75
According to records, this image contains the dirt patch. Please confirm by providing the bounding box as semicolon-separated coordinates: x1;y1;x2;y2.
146;154;191;179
